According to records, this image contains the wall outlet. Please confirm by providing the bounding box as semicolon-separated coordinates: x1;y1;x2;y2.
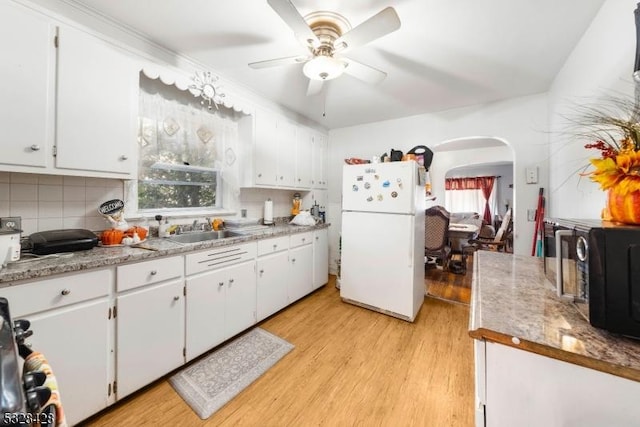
527;209;536;221
525;166;538;184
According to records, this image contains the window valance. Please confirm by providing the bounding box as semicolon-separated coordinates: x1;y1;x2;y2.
141;65;253;115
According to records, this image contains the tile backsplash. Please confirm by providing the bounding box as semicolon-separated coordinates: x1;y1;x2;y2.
0;172;124;236
0;172;301;236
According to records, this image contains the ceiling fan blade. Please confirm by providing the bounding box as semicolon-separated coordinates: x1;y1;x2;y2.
343;58;387;84
248;55;310;69
306;79;324;96
267;0;320;49
334;7;401;53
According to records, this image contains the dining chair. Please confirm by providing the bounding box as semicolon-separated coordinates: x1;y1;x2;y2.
467;208;513;252
425;206;452;270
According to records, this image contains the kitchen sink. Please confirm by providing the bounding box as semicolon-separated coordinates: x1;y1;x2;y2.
167;230;238;244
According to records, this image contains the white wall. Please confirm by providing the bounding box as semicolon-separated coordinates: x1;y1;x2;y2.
548;0;636;218
328;93;548;265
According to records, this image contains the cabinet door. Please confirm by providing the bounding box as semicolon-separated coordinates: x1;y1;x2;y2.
0;2;55;169
254;109;278;186
288;244;314;302
26;299;111;426
56;25;137;176
116;279;184;398
312;132;328;189
277;120;297;187
185;270;226;361
313;229;329;289
295;126;313;189
257;252;290;321
225;261;257;338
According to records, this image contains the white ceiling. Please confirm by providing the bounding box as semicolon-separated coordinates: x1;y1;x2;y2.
68;0;605;130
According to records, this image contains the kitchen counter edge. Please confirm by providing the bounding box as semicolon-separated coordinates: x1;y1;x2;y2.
468;250;640;383
0;224;330;285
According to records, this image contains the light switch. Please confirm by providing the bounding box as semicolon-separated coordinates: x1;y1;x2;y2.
525;167;538;184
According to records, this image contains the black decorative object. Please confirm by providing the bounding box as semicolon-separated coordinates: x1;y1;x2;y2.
635;2;640;81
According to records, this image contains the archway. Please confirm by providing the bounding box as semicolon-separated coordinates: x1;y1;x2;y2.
427;136;517;250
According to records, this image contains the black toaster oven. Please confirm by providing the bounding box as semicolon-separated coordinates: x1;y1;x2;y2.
544;218;640;339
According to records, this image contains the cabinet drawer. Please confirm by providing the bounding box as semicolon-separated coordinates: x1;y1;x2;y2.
186;243;257;276
290;231;313;248
2;268;113;317
117;256;183;292
257;236;289;256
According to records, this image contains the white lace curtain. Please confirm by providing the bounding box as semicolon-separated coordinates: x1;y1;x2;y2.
138;79;242;201
444;184;498;222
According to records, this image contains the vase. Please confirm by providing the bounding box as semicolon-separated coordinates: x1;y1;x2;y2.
606;189;640;225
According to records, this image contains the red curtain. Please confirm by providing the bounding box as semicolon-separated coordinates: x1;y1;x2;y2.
478;177;495;224
445;176;496;223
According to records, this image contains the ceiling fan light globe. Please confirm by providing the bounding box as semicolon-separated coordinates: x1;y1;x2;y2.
303;56;346;81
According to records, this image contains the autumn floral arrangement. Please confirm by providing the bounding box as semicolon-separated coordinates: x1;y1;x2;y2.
576;94;640;224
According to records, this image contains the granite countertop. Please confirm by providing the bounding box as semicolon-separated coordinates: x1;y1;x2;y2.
469;250;640;382
0;223;330;286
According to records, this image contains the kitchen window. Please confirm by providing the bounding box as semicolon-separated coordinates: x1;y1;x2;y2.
127;73;242;215
138;162;220;210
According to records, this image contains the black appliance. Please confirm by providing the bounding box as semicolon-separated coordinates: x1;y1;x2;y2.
27;229;98;255
543;218;640;339
0;298;55;426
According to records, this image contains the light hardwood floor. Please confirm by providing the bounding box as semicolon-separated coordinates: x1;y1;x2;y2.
85;276;474;426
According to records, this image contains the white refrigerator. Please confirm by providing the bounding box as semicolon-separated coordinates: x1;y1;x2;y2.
340;161;425;322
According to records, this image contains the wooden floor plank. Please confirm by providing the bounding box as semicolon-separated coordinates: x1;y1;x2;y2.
85;276;474;426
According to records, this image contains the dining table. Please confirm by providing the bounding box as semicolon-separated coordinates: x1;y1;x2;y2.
447;223;480;274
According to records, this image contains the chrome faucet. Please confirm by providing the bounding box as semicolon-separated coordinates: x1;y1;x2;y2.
191;219;212;232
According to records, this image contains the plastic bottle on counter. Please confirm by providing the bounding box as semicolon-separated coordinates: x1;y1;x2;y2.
159;218;170;238
319;206;326;223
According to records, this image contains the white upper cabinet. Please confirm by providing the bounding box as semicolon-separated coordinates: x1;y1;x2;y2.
253;109;279;186
55;25;138;176
0;5;138;178
242;107;326;190
276;118;297;187
0;2;55;169
312;131;328;189
295;126;313;189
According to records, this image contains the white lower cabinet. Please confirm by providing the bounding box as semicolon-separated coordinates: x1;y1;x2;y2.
26;299;111;426
116;279;185;399
256;238;290;321
288;233;314;303
115;256;185;399
475;340;640;427
185;246;257;362
312;228;329;289
1;269;114;426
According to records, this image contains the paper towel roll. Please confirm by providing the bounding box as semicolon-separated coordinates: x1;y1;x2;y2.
263;199;273;224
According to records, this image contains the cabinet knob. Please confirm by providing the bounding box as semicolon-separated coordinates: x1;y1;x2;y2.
291;258;296;263
302;238;306;242
315;236;319;240
229;278;235;284
280;176;283;180
259;269;264;275
298;178;301;182
119;155;128;161
258;173;262;178
173;296;180;301
30;145;41;151
273;244;277;249
150;270;158;275
218;282;224;287
61;289;71;296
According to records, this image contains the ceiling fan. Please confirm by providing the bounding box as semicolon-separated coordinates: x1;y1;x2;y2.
249;0;401;96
